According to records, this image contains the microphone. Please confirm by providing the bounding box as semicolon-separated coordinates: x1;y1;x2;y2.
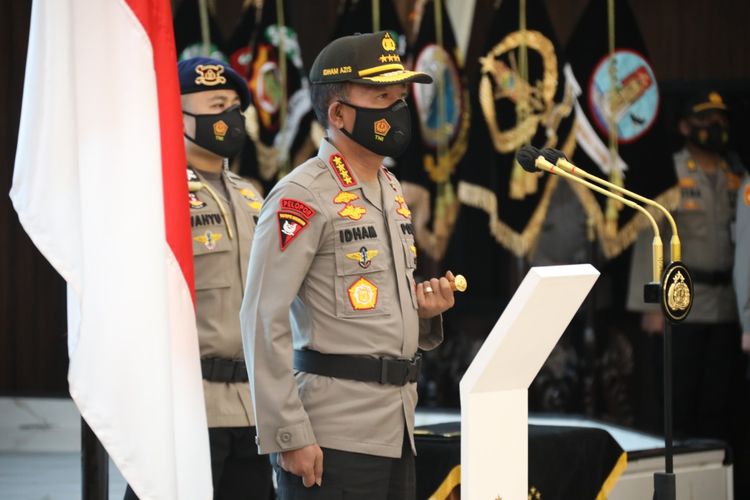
516;145;664;283
540;148;682;262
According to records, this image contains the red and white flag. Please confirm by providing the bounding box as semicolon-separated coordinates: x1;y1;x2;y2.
10;1;212;498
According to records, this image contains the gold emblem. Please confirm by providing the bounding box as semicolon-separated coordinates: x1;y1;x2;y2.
667;271;690;312
662;263;693;322
478;30;572;154
381;32;396;52
451;275;468;292
194;64;227;86
334;191;366;220
374;118;391;137
708;91;724;105
213;120;228;139
395;195;411;218
348;277;378;310
346;247;379;269
193;230;223;250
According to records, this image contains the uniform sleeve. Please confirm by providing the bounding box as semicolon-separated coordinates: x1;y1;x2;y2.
734;178;750;334
418;316;443;351
240;180;324;454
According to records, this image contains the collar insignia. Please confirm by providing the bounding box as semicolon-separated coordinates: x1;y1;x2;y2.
329;153;357;187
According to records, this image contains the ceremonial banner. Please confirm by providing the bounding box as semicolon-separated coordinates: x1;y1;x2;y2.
172;0;259;73
246;0;314;185
565;0;678;258
447;0;575;300
10;1;211;499
399;0;470;267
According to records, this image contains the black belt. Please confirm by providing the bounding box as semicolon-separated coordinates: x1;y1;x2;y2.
201;358;248;383
691;269;732;286
293;349;421;386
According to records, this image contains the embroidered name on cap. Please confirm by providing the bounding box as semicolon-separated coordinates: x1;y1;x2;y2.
195;64;227;86
277;198;316;251
329;154;357;187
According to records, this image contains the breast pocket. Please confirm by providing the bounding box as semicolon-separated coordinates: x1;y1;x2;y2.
333;230;391;318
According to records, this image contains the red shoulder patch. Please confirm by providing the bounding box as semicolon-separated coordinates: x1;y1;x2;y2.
329;153;357;187
277;198;316;251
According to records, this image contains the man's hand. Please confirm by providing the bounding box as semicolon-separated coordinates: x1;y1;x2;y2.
416;271;456;319
278;444;323;488
641;311;664;335
742;332;750;354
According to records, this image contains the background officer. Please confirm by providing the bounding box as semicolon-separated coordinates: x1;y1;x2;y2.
125;57;272;499
627;90;745;447
241;32;455;499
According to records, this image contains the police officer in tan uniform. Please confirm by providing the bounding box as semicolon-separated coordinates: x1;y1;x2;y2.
240;32;455;499
628;90;746;444
125;57;271;499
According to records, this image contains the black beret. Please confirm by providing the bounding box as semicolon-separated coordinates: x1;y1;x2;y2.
178;57;251;109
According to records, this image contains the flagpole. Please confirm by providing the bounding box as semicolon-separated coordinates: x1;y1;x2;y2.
82;417;109;500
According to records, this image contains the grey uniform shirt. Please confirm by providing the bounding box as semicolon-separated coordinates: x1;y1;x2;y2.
189;167;263;427
735;176;750;332
240;139;443;458
627;149;743;322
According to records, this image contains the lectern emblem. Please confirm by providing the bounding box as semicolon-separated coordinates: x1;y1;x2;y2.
661;262;694;323
667;271;690;311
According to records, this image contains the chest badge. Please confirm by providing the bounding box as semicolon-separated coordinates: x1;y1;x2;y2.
334;191;367;220
348;277;378;310
240;188;262;210
346;246;379;269
395;195;412;218
194;230;222;250
189;192;206;209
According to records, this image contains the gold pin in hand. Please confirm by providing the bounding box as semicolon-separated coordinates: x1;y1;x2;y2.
450;274;467;292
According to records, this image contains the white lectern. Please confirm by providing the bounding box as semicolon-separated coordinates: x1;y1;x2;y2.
460;264;600;500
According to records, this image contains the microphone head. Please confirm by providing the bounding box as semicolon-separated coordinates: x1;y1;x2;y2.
540;148;567;164
515;145;542;173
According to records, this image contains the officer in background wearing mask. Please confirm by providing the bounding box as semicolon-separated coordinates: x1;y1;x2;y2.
125;57;271;499
240;32;455;499
627;90;746;447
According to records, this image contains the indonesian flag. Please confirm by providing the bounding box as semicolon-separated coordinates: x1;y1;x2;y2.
10;1;212;499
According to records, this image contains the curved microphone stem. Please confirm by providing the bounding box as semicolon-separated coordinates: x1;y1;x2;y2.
535;155;664;282
554;157;681;262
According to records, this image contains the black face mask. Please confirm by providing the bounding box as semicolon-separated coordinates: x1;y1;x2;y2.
688;122;729;154
338;99;412;158
184;105;246;159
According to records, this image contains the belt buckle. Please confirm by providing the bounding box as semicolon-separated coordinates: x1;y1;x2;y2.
405;354;421;384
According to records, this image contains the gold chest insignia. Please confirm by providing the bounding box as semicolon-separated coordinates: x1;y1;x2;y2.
346;246;379;269
334;191;367;220
194;230;223;250
348;277;378;310
395;195;411;218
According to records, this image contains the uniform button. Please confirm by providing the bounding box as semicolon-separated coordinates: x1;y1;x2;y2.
280;432;291;443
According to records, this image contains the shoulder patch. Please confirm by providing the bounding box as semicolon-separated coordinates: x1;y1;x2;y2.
744;184;750;207
277;198;316;251
329;153;358;187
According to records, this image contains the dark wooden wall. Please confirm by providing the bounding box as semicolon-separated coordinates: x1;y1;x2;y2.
2;0;749;394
